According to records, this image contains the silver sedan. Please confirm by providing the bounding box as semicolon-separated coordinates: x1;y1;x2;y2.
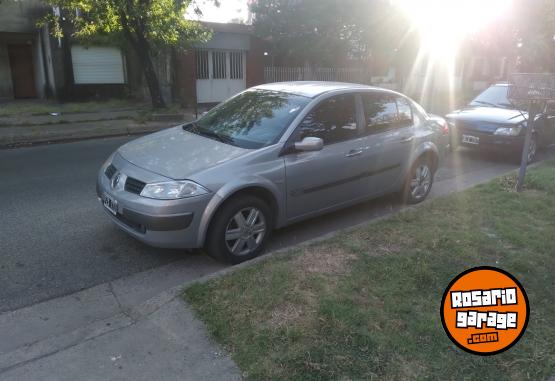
97;82;449;263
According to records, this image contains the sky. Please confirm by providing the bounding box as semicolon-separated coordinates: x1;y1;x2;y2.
188;0;250;24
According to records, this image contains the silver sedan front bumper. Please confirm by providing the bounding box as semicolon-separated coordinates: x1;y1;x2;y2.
96;154;213;249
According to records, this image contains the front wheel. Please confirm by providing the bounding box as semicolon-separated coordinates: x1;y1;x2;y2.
402;156;434;204
205;195;273;264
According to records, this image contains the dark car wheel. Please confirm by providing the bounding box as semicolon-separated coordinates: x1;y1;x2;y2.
205;195;273;264
402;156;434;204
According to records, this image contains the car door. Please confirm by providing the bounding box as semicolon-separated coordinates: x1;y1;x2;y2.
283;93;368;220
355;92;415;195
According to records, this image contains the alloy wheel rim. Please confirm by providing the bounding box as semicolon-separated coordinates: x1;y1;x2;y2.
224;207;266;256
410;164;432;200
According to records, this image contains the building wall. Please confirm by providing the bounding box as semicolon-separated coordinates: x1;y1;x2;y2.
0;0;47;34
196;31;251;51
175;49;197;107
246;36;265;88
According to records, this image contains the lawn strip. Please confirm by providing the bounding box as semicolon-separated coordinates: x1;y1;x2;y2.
185;159;555;381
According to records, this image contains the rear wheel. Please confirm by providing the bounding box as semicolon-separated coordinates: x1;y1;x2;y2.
205;195;273;264
402;156;434;204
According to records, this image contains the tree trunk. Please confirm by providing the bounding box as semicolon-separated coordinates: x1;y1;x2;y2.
132;35;166;109
119;8;165;108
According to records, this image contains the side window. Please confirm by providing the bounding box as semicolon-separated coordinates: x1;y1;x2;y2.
297;94;357;145
363;93;398;134
396;97;413;128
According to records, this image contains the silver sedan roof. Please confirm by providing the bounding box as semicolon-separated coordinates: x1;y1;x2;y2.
253;81;380;98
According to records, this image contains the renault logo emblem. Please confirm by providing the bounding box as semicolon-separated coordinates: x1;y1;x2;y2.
111;172;121;189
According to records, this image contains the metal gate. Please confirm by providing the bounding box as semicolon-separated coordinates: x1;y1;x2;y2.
196;49;246;103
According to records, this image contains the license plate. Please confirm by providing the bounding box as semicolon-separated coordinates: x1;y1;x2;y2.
103;193;118;215
462;134;480;145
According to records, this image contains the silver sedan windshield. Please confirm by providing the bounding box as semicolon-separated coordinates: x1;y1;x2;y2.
193;89;311;149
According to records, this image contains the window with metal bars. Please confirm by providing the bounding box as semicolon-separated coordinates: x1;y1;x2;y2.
212;51;227;79
230;51;243;79
195;50;209;79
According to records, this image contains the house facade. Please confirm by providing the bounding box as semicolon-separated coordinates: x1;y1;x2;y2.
0;1;265;106
0;0;53;100
175;22;265;106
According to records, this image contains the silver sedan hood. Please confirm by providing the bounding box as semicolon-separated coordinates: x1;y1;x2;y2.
117;126;249;179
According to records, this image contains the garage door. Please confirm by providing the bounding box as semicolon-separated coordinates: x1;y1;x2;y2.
71;46;125;84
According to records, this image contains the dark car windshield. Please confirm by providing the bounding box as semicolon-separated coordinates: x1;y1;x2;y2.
191;89;311;149
469;85;524;110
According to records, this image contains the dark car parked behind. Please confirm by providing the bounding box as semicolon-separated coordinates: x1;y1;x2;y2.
446;83;555;163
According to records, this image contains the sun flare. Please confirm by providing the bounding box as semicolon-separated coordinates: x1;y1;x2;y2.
395;0;514;59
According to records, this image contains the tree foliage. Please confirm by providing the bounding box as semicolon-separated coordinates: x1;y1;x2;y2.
40;0;212;107
250;0;406;67
512;0;555;72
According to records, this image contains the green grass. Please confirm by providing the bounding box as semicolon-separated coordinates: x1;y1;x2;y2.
0;99;145;117
184;160;555;381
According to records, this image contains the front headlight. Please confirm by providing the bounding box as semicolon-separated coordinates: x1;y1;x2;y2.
494;125;523;136
140;180;209;200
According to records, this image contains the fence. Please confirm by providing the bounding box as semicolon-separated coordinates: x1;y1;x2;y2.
264;66;373;84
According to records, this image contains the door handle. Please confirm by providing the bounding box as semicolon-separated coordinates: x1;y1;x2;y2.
399;136;414;143
345;149;363;157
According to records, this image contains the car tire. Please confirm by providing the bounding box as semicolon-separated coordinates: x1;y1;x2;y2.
205;195;273;264
402;156;435;205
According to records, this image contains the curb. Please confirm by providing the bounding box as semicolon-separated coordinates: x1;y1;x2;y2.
180;163;535;290
183;201;415;289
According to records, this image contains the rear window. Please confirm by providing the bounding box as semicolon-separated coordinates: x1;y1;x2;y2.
363;93;410;134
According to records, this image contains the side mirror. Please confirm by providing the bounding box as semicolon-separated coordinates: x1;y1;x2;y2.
294;136;323;152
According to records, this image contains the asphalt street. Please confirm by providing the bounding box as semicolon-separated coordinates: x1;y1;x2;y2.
1;136;552;313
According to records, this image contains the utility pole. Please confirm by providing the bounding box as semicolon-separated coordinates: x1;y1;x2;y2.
509;73;555;192
516;101;540;191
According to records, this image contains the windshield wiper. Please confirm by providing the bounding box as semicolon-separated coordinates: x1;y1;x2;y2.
472;101;512;108
198;128;235;145
182;121;200;132
182;122;235;145
472;100;504;108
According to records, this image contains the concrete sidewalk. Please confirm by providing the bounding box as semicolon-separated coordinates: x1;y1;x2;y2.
0;110;143;127
0;261;240;381
0;109;196;148
0;120;173;148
